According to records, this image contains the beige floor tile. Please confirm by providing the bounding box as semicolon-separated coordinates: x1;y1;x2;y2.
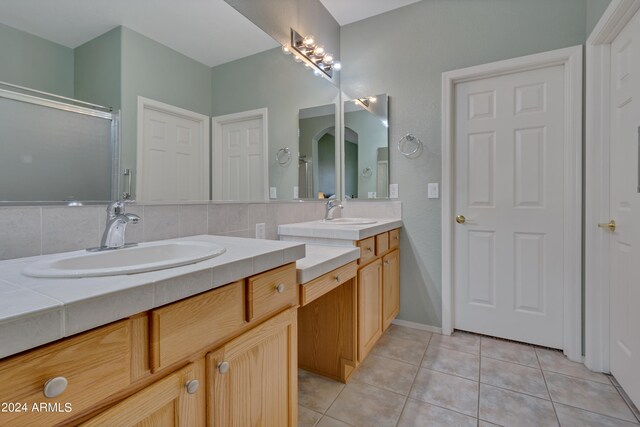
316;416;353;427
326;381;406;427
421;345;480;380
479;383;558;427
298;369;345;413
385;324;432;344
480;357;549;399
397;398;477;427
299;405;323;427
536;347;610;384
481;336;539;367
409;368;479;417
371;333;427;365
554;403;640;427
544;371;637;422
351;353;418;395
429;331;480;355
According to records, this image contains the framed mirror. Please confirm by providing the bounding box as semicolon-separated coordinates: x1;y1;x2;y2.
0;1;339;204
343;94;389;199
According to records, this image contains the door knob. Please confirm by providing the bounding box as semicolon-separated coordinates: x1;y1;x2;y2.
598;220;616;232
455;215;466;224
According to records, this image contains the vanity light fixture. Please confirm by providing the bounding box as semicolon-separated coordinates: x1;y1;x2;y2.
354;96;378;108
289;29;340;78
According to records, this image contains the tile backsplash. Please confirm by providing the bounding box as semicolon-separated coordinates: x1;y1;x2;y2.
0;200;401;261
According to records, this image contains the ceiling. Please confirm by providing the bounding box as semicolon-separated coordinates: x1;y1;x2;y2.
0;0;278;67
319;0;423;26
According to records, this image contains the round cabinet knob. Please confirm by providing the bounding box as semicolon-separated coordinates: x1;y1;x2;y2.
367;247;373;252
335;275;341;282
43;376;68;398
218;361;230;374
394;236;399;240
384;260;390;265
185;379;199;394
275;283;285;293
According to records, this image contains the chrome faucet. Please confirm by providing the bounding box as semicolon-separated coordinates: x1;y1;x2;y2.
324;199;344;221
92;200;140;251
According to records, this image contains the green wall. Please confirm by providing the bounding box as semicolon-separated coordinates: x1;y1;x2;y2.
586;0;612;37
74;27;122;110
317;133;336;197
0;22;74;97
341;0;589;328
211;47;339;200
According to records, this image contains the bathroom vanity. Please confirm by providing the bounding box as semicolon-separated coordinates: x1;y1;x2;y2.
0;235;304;426
280;218;402;383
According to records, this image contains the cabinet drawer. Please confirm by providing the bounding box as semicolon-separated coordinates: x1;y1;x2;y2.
389;229;400;249
150;280;246;372
357;237;376;264
300;261;358;306
376;232;389;256
247;263;297;322
0;320;132;427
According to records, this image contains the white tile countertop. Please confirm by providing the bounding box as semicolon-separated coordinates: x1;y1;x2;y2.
0;235;305;359
296;245;360;284
278;218;403;242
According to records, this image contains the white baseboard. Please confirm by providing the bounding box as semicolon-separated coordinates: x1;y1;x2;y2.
391;319;442;335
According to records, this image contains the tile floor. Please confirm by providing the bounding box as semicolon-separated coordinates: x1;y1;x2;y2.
298;325;640;427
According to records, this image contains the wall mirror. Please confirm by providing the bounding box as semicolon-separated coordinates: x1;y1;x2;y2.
343;94;389;199
0;0;339;204
298;104;339;199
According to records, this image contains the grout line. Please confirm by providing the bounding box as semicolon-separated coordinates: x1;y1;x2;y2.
553;400;640;425
536;349;561;426
612;380;640;423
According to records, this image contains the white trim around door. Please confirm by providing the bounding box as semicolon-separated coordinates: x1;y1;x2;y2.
136;96;210;202
585;0;640;373
441;46;583;361
211;108;269;201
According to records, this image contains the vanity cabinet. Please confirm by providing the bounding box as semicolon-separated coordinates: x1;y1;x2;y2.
0;263;298;427
382;249;400;331
357;259;383;361
207;307;297;427
81;360;206;427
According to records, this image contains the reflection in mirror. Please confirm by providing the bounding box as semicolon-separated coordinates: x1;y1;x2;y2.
298;104;337;199
343;94;389;199
0;1;339;204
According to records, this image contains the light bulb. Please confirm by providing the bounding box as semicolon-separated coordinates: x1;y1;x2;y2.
313;45;325;56
293;55;302;63
281;45;291;55
313;69;321;76
303;35;315;47
304;62;310;68
333;62;342;70
369;96;377;103
323;54;334;64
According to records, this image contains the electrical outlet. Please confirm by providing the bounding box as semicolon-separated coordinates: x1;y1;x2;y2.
428;183;439;199
255;223;265;239
389;184;399;198
293;186;299;199
269;187;277;199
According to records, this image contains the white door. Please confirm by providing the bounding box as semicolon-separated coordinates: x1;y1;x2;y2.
609;9;640;406
138;101;209;202
213;111;267;201
454;64;567;348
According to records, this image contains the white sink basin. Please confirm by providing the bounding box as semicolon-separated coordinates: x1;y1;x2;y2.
23;241;226;278
318;218;377;225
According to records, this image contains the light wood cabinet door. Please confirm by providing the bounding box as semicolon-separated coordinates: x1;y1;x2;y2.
81;360;205;427
207;307;298;427
357;258;383;362
382;249;400;331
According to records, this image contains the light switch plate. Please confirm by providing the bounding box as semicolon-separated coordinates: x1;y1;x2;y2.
428;183;439;199
255;223;265;239
269;187;277;199
389;184;399;198
293;186;299;199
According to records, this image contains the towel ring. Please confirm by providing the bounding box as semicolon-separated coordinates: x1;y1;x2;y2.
361;167;373;178
397;134;422;158
276;147;292;166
